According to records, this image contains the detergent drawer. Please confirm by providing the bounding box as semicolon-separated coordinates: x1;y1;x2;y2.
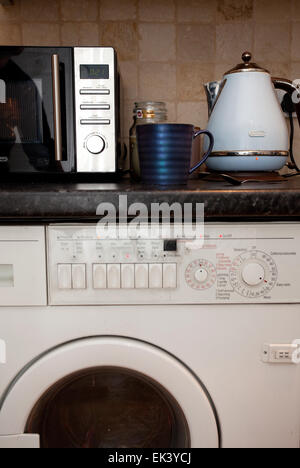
0;226;47;306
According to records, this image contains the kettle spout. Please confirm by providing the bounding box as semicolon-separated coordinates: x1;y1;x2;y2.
204;80;223;116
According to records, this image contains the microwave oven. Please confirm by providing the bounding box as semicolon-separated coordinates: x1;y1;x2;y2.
0;46;120;176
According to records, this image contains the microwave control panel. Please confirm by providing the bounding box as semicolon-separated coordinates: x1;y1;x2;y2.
74;47;117;173
47;224;300;306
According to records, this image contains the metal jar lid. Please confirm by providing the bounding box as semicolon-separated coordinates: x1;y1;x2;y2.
225;52;270;75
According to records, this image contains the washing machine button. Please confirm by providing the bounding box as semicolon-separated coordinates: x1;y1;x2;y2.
149;264;163;289
72;264;86;289
163;264;177;289
135;264;149;289
121;264;135;289
93;264;107;289
107;264;121;289
57;264;72;290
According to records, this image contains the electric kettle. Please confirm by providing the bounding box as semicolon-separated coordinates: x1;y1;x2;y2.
204;52;300;172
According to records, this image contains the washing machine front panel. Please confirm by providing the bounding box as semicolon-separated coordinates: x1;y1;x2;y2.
0;337;220;449
1;222;300;449
0;226;46;306
47;223;300;305
0;434;39;448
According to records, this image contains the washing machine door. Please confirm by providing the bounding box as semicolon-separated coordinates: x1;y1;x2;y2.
0;337;220;448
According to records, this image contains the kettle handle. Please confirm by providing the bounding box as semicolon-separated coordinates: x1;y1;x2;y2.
272;77;300;127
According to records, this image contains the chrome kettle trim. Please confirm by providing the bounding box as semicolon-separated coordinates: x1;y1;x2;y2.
225;68;269;75
204;80;227;117
209;151;289;157
225;52;270;75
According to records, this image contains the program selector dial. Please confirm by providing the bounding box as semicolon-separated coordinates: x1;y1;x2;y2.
185;259;216;290
230;251;278;298
86;134;105;155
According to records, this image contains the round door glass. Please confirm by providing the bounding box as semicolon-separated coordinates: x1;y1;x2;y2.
25;367;190;448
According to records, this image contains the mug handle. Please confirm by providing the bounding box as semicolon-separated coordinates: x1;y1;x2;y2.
189;130;214;174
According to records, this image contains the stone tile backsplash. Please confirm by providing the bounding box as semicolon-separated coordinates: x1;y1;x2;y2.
0;0;300;160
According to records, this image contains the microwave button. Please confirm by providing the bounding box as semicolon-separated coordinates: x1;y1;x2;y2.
81;119;110;125
80;104;110;110
80;89;110;95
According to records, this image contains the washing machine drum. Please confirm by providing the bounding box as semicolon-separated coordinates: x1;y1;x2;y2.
0;337;220;448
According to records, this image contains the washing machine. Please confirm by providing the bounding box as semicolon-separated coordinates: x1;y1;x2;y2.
0;223;300;449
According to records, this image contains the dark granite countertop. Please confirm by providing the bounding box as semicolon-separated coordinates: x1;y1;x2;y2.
0;175;299;222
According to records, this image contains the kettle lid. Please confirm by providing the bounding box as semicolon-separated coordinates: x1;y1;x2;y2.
225;52;270;75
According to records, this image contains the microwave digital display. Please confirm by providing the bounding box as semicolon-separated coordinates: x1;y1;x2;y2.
80;65;109;80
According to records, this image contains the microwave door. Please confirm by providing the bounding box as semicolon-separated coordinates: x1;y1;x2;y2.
0;47;75;174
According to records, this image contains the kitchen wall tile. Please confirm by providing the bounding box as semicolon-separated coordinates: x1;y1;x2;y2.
0;0;20;22
263;62;291;79
101;22;138;61
177;101;208;127
100;0;137;21
139;0;175;23
139;23;176;62
177;62;214;101
254;23;291;63
177;24;215;62
217;0;253;23
291;0;300;21
61;22;99;46
216;22;253;62
291;22;300;61
0;24;21;45
166;101;177;122
60;0;99;22
176;0;217;24
254;0;292;23
214;61;234;79
138;63;176;100
119;61;138;100
20;0;59;22
291;62;300;79
22;23;60;46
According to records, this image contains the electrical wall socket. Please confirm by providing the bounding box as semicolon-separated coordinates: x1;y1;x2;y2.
262;343;300;364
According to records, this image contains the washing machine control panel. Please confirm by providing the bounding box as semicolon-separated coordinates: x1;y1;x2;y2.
47;224;300;305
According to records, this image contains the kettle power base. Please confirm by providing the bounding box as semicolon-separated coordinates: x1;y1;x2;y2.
206;155;288;172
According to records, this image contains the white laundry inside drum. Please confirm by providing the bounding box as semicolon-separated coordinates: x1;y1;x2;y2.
0;265;14;287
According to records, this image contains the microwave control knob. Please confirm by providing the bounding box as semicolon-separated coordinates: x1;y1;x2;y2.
86;134;105;155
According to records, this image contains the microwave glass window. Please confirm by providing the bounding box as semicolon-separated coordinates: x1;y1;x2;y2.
0;46;74;173
80;64;109;80
0;80;43;145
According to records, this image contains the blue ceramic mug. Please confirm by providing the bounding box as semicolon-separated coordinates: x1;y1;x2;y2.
136;123;214;185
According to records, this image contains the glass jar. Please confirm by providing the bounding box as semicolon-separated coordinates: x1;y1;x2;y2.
130;102;168;180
